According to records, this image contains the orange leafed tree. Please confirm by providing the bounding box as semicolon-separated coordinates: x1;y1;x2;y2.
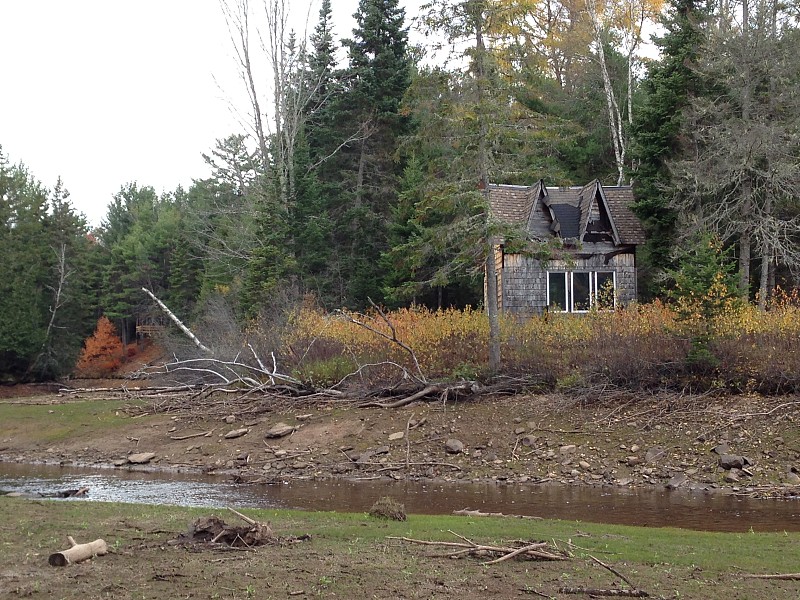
74;316;124;378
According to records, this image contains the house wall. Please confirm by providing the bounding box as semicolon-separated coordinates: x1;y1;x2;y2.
500;250;637;316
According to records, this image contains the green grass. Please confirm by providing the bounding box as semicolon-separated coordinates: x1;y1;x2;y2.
0;399;138;443
2;498;797;600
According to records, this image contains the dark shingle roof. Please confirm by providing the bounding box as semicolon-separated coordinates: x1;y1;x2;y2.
487;183;540;226
602;186;646;245
488;181;646;246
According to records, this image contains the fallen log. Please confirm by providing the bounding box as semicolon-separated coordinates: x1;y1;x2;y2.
39;487;89;499
169;429;214;441
48;536;108;566
742;573;800;580
359;381;477;409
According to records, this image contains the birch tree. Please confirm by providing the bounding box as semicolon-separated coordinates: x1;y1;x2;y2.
585;0;664;184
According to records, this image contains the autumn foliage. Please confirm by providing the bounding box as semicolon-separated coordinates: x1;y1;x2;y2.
285;298;800;394
74;316;125;378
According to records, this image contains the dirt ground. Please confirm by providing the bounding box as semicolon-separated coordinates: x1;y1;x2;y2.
1;380;799;495
3;383;800;599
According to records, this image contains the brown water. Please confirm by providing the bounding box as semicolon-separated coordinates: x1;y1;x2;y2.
1;462;798;532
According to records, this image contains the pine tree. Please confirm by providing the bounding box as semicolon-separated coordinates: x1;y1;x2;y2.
326;0;411;307
629;0;709;297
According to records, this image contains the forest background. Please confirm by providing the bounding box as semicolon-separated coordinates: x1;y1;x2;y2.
2;0;799;384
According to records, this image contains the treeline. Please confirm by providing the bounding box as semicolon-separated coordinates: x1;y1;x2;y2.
2;0;799;382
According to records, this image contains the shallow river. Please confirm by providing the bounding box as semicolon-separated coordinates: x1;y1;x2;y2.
1;462;798;532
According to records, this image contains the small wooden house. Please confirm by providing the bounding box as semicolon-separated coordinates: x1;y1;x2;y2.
488;180;646;315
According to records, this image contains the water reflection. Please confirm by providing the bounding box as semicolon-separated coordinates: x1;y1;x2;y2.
1;462;798;532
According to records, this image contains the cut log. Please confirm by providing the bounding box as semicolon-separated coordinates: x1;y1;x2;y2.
48;536;108;566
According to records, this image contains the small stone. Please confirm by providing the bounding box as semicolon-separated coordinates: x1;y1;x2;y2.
719;454;746;470
388;431;405;441
617;478;633;486
666;473;688;489
712;443;730;455
630;444;640;453
265;422;296;438
626;456;642;467
785;471;800;485
224;415;236;424
579;460;591;470
559;444;576;454
445;439;465;454
514;427;527;435
274;449;288;457
645;446;666;463
373;445;390;455
521;435;538;447
724;470;741;483
223;428;249;439
127;452;156;464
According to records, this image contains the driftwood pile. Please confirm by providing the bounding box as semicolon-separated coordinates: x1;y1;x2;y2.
174;507;310;549
388;530;567;565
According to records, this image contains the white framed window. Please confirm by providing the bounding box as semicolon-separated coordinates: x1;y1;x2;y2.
547;271;616;312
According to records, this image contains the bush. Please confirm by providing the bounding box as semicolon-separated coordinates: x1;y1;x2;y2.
282;297;800;395
368;496;407;521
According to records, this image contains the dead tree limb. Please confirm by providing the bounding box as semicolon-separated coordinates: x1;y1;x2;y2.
387;533;566;564
589;554;639;590
558;589;649;597
359;381;477;409
453;509;542;520
336;299;427;384
741;573;800;580
142;287;212;353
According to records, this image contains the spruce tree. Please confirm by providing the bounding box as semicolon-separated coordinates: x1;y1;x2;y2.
629;0;709;297
331;0;411;307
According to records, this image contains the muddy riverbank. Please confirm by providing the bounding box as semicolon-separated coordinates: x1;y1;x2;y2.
1;383;799;498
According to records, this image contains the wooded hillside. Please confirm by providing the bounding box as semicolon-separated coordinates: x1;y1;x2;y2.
2;0;798;382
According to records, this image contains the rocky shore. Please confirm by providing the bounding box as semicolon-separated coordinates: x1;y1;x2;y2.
2;388;799;498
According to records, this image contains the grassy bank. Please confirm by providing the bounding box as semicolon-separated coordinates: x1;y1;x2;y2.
0;399;134;446
1;497;798;599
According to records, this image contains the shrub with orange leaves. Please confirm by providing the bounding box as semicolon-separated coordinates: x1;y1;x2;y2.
284;295;800;394
74;316;125;378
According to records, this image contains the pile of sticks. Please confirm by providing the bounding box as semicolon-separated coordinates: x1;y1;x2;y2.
388;530;566;565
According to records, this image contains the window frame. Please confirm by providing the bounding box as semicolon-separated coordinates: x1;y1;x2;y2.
546;270;616;313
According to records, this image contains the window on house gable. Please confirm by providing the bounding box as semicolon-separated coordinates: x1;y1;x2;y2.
547;271;616;312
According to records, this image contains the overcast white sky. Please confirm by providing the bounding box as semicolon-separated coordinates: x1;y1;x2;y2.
1;0;424;227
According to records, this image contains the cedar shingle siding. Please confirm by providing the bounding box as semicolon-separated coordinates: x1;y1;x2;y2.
488;180;645;316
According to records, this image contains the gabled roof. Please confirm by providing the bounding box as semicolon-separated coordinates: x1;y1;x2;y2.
486;182;539;225
488;180;645;246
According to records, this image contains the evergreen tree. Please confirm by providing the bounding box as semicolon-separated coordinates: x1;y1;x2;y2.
630;0;710;297
327;0;411;307
0;149;99;379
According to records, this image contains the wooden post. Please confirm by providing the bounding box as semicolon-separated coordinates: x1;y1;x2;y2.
48;536;108;567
